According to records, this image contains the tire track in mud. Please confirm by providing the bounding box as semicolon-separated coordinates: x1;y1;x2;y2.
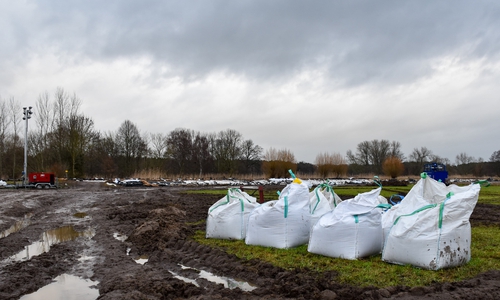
107;189;369;299
0;186;106;300
1;183;500;299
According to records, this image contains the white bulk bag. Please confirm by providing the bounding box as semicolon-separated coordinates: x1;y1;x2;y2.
206;188;260;240
308;187;388;260
380;194;406;248
245;179;310;249
382;175;481;270
309;183;343;228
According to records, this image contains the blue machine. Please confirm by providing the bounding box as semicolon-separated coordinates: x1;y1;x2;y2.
423;162;448;183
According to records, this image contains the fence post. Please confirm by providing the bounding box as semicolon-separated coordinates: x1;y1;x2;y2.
258;186;264;203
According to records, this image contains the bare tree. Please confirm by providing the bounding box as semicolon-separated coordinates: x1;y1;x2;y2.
368;140;391;173
210;129;242;175
262;147;296;178
8;97;22;178
0;97;10;178
193;131;211;177
490;150;500;162
277;149;296;163
166;128;194;175
347;141;371;166
263;147;279;161
315;152;347;178
65;114;96;177
149;132;168;159
34;92;53;170
389;141;405;161
51;88;82;169
454;152;476;176
240;139;262;174
455;152;475;165
409;147;433;164
347;139;396;173
429;155;449;165
88;132;119;178
115;120;147;176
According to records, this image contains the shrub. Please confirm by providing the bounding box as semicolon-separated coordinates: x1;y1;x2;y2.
382;156;405;179
262;147;297;178
315;152;348;178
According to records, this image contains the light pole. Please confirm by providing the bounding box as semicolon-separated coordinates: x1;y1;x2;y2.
23;106;33;186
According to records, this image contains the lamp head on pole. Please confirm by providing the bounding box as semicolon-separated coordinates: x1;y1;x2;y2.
23;106;33;120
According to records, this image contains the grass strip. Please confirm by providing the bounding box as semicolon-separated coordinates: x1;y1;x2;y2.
192;225;500;288
185;184;499;205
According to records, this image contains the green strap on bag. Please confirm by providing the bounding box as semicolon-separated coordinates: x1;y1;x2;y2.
393;192;454;227
311;182;339;214
393;204;438;225
209;188;247;212
474;180;490;187
284;196;289;218
352;204;392;223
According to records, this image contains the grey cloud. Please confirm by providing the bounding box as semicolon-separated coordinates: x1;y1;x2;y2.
6;0;500;85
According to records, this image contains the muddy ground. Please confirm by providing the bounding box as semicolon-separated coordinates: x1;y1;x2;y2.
0;182;499;299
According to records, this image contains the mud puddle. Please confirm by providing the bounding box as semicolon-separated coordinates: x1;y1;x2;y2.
3;185;498;299
174;264;257;291
0;213;33;239
3;225;95;263
112;232;127;242
134;255;148;265
113;231;255;290
73;212;88;219
19;274;99;300
114;232;149;264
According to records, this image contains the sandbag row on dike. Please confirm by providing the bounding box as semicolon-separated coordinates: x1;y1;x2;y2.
206;176;344;248
382;174;483;270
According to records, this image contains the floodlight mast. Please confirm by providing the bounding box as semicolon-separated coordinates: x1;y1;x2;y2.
23;106;33;186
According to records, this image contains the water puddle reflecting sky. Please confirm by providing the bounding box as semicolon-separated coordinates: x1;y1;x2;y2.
0;213;33;239
114;233;149;265
111;233;254;290
169;270;200;287
175;264;257;291
113;232;127;242
134;255;149;265
19;274;99;300
3;225;95;263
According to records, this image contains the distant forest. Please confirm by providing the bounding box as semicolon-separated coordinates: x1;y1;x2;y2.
1;88;499;180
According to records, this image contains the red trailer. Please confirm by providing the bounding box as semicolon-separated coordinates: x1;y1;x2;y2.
28;172;57;189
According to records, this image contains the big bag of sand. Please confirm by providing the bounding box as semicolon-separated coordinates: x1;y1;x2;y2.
382;174;482;270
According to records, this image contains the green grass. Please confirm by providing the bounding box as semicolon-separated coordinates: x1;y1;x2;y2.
188;183;500;287
476;185;500;205
331;186;412;199
185;185;413;202
184;188;285;201
192;225;500;288
186;183;498;204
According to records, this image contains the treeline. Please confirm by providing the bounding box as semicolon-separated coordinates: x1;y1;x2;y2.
0;88;267;179
1;89;500;180
342;140;500;178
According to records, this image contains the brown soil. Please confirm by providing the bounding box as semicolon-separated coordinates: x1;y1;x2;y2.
0;182;499;299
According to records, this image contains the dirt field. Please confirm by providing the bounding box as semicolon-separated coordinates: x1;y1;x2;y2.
1;182;499;299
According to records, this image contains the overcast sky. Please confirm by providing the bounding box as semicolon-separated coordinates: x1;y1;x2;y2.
1;0;499;164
